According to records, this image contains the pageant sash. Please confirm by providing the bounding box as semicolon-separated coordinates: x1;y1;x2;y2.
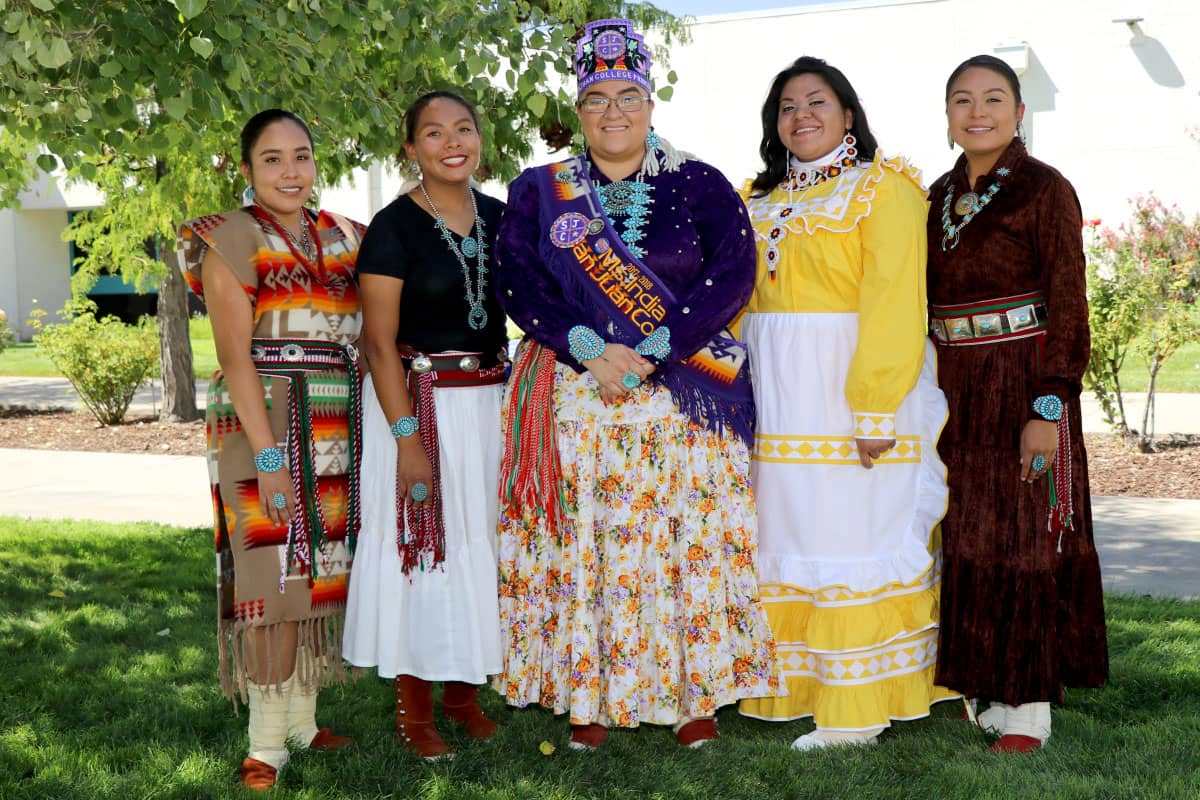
537;156;754;442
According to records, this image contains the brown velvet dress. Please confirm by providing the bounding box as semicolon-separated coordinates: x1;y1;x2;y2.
926;140;1108;705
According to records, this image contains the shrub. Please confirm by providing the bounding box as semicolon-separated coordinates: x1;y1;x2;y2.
1085;194;1200;451
0;308;14;353
29;299;158;425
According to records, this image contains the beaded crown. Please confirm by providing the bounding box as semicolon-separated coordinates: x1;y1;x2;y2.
575;18;652;95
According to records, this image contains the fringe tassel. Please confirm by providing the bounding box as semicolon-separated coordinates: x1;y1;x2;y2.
500;341;571;534
398;370;447;573
219;613;348;708
1047;407;1075;554
641;133;693;177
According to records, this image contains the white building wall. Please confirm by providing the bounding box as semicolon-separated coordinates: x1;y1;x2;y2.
652;0;1199;224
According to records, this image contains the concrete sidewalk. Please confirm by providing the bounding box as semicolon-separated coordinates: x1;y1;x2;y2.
1;377;1197;600
2;375;1198;434
0;376;210;415
0;448;1196;600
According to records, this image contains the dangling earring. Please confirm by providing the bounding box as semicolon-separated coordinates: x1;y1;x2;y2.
241;185;255;205
1018;121;1027;146
947;129;955;150
407;159;421;179
645;128;661;152
842;131;857;159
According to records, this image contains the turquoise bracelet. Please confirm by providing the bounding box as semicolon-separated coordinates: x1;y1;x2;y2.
254;446;284;473
568;325;606;362
390;416;419;438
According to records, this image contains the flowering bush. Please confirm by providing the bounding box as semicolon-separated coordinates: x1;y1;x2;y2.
1085;194;1200;450
0;308;15;353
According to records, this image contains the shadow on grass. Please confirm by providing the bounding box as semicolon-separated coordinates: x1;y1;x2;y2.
2;519;1199;799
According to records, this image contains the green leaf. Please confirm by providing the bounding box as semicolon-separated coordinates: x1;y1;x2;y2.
172;0;206;20
667;70;678;84
2;12;23;34
189;36;214;59
74;105;92;122
656;86;674;102
36;153;57;172
526;93;546;117
466;53;484;74
36;37;71;69
163;95;188;119
99;60;122;77
29;0;55;10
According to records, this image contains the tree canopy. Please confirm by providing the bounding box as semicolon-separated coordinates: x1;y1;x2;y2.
0;0;684;419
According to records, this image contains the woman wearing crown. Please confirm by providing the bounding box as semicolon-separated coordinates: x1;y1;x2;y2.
491;18;780;751
927;55;1107;753
737;57;954;750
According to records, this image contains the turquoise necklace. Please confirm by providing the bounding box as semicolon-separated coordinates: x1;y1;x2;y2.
420;183;489;330
593;163;653;260
940;166;1009;252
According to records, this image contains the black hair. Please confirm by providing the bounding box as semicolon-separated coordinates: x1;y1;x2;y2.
750;56;878;197
239;109;314;166
944;55;1023;105
403;91;480;144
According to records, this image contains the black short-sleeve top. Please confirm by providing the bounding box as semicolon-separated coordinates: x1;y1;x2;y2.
356;189;506;355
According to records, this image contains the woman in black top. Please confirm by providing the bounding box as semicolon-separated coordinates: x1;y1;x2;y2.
343;91;507;760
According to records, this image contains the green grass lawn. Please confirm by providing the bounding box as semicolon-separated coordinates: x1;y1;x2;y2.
0;316;218;379
1117;335;1200;393
2;517;1198;799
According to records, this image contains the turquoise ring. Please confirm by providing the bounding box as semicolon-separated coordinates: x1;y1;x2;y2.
272;492;287;510
411;482;429;502
1031;454;1047;473
621;371;641;390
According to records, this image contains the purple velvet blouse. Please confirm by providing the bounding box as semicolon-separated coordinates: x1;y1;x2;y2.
494;155;757;372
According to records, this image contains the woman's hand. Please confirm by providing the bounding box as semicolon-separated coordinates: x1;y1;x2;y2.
1020;419;1058;483
582;343;656;405
396;436;434;506
258;468;296;527
856;438;895;469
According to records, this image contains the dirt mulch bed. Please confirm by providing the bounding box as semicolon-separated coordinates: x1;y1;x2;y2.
0;409;1197;499
0;408;206;457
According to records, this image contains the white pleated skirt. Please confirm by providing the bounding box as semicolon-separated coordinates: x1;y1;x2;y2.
343;374;503;683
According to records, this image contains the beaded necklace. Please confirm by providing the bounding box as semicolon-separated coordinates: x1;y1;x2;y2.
940;166;1010;252
592;161;654;260
419;183;489;330
250;204;322;269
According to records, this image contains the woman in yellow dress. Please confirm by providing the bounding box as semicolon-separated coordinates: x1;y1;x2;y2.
738;57;954;749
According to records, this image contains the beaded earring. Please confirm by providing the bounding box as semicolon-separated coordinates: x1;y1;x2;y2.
842;131;857;158
241;185;255;205
645;128;661;152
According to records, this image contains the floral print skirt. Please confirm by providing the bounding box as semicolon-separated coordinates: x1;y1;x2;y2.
495;362;781;727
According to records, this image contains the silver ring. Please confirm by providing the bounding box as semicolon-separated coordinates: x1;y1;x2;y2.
410;482;429;502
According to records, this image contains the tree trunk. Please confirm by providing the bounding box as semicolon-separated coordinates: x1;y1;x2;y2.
156;250;199;422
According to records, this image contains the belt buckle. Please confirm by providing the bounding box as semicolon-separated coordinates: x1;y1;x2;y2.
458;355;480;372
971;313;1003;337
946;317;974;341
412;355;434;373
1006;304;1037;332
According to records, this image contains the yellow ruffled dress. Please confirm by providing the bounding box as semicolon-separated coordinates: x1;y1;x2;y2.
737;154;957;731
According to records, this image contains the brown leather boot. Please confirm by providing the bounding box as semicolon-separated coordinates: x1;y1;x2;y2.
441;681;498;739
394;675;451;760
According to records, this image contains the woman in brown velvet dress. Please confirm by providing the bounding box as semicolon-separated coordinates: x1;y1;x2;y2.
926;55;1107;753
